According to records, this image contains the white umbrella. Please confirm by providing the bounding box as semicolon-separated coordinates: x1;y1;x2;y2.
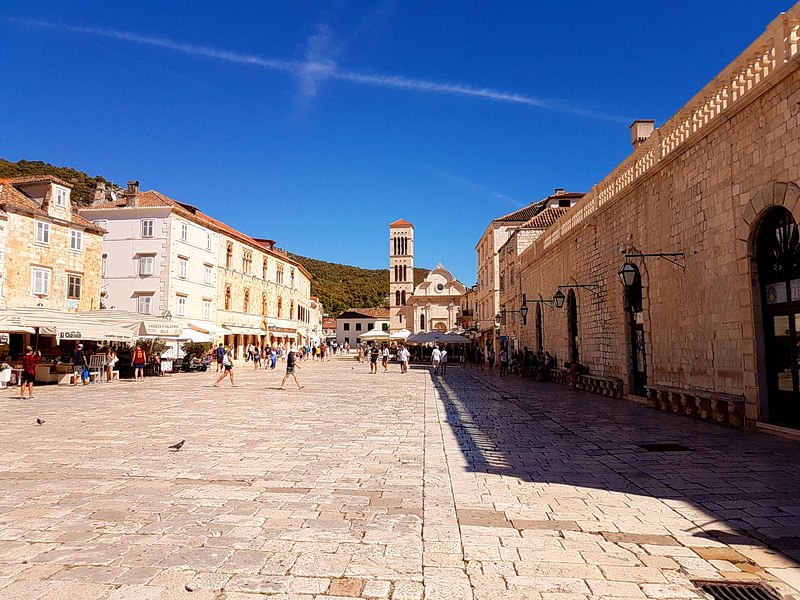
389;329;412;341
0;325;36;334
358;329;391;340
178;328;213;343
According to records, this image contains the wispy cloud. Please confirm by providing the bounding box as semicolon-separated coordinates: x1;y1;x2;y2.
434;169;526;209
21;19;628;122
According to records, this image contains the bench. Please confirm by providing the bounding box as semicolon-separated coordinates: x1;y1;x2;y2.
644;385;745;426
547;368;624;398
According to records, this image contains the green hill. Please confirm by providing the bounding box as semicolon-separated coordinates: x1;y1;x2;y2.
1;159;426;316
288;253;428;317
0;158;122;206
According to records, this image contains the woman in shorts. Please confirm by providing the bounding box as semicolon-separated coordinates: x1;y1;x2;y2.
213;346;236;387
20;346;41;400
279;350;303;390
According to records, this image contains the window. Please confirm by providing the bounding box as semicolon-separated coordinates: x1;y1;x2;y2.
54;187;68;207
344;337;350;344
356;323;362;331
35;221;50;245
101;254;107;277
206;232;213;250
243;250;252;275
262;293;268;316
141;219;154;238
343;323;350;331
244;289;250;313
276;264;284;285
225;286;231;310
32;268;50;295
69;229;83;252
178;258;188;279
290;300;294;319
290;268;295;288
277;297;283;317
177;296;186;316
180;222;188;241
262;259;268;280
139;256;154;276
367;323;373;331
67;275;82;299
226;243;233;269
137;295;152;314
203;300;211;320
204;264;212;285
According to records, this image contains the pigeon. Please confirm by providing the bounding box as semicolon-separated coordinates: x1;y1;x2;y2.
168;440;185;451
36;418;45;425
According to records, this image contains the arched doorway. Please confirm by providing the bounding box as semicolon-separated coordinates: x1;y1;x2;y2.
567;290;579;363
535;304;543;351
623;263;647;396
757;207;800;427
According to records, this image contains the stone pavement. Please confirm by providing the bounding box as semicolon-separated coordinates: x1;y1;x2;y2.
1;357;800;600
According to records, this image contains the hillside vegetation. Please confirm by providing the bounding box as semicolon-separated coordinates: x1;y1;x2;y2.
1;158;427;317
288;254;428;317
0;158;122;206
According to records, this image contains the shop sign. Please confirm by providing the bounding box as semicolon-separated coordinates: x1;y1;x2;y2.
0;334;8;344
766;284;788;304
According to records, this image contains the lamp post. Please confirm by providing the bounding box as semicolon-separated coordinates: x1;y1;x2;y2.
553;284;599;308
553;290;566;309
619;263;638;287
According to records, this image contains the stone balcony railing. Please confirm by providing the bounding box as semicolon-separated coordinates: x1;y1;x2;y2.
542;9;800;251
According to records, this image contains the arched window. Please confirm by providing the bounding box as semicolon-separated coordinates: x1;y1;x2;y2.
396;290;401;305
262;292;268;316
419;314;425;331
226;243;233;269
567;290;578;363
401;290;407;305
535;304;543;351
224;286;231;310
290;300;294;319
243;289;250;313
277;297;283;318
757;207;800;426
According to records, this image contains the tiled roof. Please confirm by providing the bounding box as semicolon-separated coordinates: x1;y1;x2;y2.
0;177;101;230
339;308;390;319
494;199;547;223
322;318;337;328
522;207;571;229
389;218;414;228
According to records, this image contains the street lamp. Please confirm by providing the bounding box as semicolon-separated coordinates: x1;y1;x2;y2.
519;303;529;320
619;263;638;288
553;290;566;309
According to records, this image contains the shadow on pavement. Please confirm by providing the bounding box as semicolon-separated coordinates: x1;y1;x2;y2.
429;368;800;563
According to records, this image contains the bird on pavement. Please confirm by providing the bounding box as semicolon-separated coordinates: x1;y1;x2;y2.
168;440;185;451
36;418;45;425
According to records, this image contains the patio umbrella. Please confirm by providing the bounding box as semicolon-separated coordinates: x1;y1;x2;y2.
389;329;412;341
358;329;391;341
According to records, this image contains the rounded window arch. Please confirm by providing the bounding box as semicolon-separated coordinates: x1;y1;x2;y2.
243;289;250;313
567;290;579;363
419;314;426;331
224;285;231;310
225;243;233;269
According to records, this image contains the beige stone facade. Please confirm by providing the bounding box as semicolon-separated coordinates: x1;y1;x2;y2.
403;265;466;333
1;176;103;312
498;6;800;429
388;219;414;331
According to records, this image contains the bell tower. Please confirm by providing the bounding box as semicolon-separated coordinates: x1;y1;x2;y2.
389;219;414;331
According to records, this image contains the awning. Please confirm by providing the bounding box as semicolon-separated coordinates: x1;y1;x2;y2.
80;309;183;337
178;328;213;343
0;325;36;334
0;307;135;343
188;321;231;335
223;324;267;335
44;325;135;343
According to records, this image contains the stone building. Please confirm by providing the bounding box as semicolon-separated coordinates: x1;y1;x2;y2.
502;6;800;432
475;190;583;351
80;183;314;357
388;219;467;333
0;176;104;313
336;308;390;347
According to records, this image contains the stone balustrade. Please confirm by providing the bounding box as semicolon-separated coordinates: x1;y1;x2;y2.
644;385;746;427
543;10;800;251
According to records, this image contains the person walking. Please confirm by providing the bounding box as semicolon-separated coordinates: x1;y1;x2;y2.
132;345;147;382
431;345;442;375
213;346;236;386
105;347;118;383
487;347;495;371
279;350;304;390
397;344;409;374
20;346;41;400
73;343;88;386
253;345;261;370
214;343;225;372
381;343;390;372
369;344;379;374
440;347;448;375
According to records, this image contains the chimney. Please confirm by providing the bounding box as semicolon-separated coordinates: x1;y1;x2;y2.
630;120;655;149
554;188;565;195
125;181;140;207
93;182;106;204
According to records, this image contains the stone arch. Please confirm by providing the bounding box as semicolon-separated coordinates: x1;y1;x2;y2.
744;182;800;425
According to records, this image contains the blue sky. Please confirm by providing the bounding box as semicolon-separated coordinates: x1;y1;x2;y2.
1;1;793;284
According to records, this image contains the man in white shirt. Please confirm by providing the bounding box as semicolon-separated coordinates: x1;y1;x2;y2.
431;345;442;375
440;348;448;374
397;344;409;373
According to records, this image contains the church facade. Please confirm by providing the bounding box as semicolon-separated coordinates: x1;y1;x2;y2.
388;219;466;333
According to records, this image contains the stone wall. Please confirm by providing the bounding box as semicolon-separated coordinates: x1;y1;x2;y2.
507;14;800;423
